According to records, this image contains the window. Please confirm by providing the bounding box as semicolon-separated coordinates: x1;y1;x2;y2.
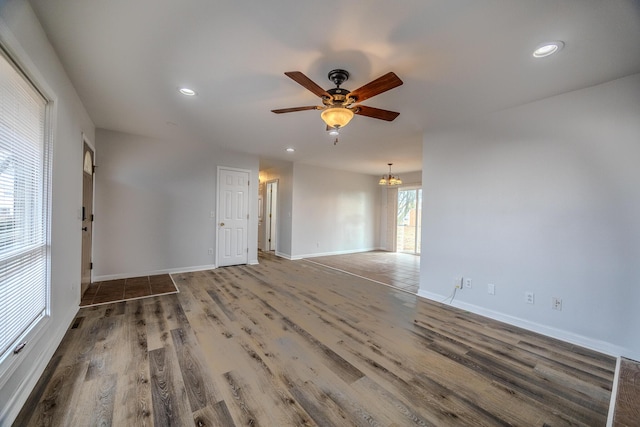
0;47;51;366
396;188;422;254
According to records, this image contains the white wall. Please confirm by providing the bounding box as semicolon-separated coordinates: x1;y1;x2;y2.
291;164;380;259
420;73;640;360
93;129;259;279
0;1;95;423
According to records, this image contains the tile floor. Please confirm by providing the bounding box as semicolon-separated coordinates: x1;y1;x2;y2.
80;274;177;306
305;250;420;293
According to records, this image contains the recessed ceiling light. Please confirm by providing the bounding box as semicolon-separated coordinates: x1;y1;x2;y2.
533;41;564;58
179;87;196;96
285;148;295;152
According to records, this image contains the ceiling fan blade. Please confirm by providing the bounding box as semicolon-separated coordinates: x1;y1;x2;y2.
354;105;400;121
348;72;403;103
284;71;332;98
271;106;321;114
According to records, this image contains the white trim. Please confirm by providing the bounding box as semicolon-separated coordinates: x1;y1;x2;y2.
81;290;179;308
275;251;292;260
265;179;278;252
304;259;417;296
0;306;77;424
606;356;622;427
293;247;379;261
216;166;251;267
81;134;95;288
417;289;628;358
81;275;180;308
93;264;217;282
81;132;95;152
0;23;57;389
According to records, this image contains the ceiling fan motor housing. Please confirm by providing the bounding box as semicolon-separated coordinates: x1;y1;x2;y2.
326;87;352;106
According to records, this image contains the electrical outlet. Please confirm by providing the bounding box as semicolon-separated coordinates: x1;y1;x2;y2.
465;278;472;289
208;248;213;255
525;291;534;304
488;283;495;295
552;297;562;311
454;277;462;289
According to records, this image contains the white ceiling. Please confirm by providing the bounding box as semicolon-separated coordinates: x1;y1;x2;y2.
28;0;640;175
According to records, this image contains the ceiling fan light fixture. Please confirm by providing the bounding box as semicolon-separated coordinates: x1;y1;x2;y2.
320;106;354;129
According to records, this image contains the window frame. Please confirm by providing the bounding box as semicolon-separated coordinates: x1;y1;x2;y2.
0;41;53;385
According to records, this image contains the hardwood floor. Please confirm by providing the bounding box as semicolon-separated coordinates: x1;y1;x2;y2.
15;253;616;426
613;357;640;426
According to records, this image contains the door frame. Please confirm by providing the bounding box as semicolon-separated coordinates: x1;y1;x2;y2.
80;133;95;295
265;179;278;251
395;186;422;254
216;166;251;267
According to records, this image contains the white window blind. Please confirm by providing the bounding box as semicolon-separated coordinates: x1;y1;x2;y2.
0;48;50;364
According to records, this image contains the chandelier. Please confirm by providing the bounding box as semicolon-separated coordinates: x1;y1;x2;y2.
379;163;402;186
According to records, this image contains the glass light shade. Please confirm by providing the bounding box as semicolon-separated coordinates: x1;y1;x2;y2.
379;163;402;186
321;107;354;128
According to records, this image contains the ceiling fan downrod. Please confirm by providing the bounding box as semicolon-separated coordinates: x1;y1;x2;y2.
328;69;349;88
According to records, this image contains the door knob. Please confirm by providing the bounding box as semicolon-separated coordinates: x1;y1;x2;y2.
82;227;88;231
219;222;225;226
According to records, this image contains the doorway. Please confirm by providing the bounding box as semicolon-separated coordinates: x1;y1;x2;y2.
217;167;250;267
265;180;278;251
396;187;422;254
81;140;94;296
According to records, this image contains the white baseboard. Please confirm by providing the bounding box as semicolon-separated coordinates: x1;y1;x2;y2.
93;264;217;282
417;289;628;358
294;247;379;260
275;251;293;260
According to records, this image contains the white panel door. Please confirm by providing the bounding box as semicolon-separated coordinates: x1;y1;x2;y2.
217;168;249;267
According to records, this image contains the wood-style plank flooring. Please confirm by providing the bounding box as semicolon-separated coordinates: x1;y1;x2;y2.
15;253;616;426
307;250;420;293
613;357;640;426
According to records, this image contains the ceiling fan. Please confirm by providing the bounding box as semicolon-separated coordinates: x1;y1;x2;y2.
271;69;403;131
